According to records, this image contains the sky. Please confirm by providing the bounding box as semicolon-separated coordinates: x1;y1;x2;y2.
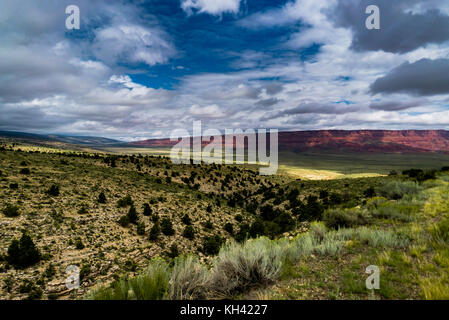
1;0;449;141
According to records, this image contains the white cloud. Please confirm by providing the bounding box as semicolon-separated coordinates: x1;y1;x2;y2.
93;24;175;66
238;0;335;29
189;104;226;118
181;0;241;16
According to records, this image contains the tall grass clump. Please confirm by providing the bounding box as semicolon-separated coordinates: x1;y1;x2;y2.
89;259;170;300
167;256;209;300
284;233;315;263
313;237;345;256
285;223;355;261
309;221;327;241
430;217;449;243
314;230;355;256
379;180;422;200
356;227;409;248
88;279;131;300
209;238;283;298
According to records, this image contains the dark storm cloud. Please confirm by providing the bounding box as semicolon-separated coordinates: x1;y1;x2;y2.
0;105;73;131
370;59;449;96
369;99;427;111
262;102;361;120
331;0;449;53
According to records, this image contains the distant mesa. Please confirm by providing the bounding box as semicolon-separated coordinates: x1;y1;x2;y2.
3;129;449;153
128;130;449;154
0;131;121;147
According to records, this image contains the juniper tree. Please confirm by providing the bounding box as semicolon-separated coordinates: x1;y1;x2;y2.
98;192;107;204
7;233;41;268
142;203;152;216
127;206;138;225
149;222;161;241
161;217;175;236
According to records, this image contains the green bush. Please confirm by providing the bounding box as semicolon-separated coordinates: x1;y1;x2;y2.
323;208;370;229
402;169;423;178
2;204;20;217
80;264;91;281
379;180;422;200
161;218;175;236
369;199;415;222
167;244;179;259
295;195;324;221
117;195;133;208
234;224;250;243
202;236;224;256
9;183;19;190
142;204;152;216
183;225;195;240
75;238;85;250
224;223;234;235
47;184;60;197
118;215;129;227
149;222;161;241
273;212;295;233
98;192;107;204
19;168;30;175
7;233;41;268
127;206;138;225
249;219;266;238
416;170;437;182
137;222;146;236
363;187;376;198
181;214;192;225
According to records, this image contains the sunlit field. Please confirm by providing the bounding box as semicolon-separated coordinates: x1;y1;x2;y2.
99;147;449;180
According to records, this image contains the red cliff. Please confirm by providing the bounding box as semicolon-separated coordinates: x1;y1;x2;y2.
128;130;449;153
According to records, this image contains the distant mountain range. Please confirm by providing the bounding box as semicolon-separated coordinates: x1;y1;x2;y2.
0;131;121;146
128;130;449;153
3;130;449;153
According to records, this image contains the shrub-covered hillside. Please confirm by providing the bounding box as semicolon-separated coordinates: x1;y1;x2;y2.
89;170;449;300
1;142;446;300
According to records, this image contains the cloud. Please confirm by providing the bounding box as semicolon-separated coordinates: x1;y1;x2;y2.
189;104;226;118
93;23;176;67
370;59;449;96
255;98;281;108
369;98;427;111
2;0;449;138
264;83;284;95
238;0;332;29
331;0;449;53
262;102;362;121
181;0;241;16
